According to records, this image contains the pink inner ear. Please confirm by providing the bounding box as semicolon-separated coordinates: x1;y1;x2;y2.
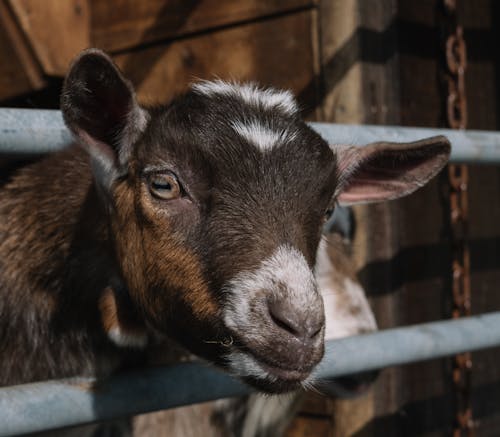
336;151;427;204
76;128;118;168
335;137;451;205
337;179;413;203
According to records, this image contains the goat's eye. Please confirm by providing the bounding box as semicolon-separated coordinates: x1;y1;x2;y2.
324;207;335;222
148;173;181;200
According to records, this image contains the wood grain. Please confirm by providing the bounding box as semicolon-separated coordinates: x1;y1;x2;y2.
91;0;315;52
285;415;332;437
7;0;90;76
112;10;319;116
0;0;45;100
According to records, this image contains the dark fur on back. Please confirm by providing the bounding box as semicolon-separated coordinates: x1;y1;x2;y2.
0;148;128;384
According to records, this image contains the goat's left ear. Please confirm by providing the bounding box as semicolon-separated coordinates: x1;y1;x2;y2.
61;49;148;188
333;135;451;205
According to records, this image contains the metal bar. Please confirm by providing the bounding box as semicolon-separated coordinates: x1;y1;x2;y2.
0;108;72;154
1;312;500;436
311;122;500;164
1;108;500;163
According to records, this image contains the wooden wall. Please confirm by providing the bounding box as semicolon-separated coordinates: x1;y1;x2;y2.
306;1;500;436
0;0;322;118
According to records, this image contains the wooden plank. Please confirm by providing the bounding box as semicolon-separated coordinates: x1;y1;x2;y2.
7;0;90;76
396;4;500;436
0;0;45;100
285;415;332;437
329;392;376;437
90;0;315;52
299;392;330;416
112;10;319;116
0;27;33;100
317;2;402;437
344;1;500;436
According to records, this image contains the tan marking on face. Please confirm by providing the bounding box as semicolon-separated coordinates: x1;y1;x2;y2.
110;176;218;326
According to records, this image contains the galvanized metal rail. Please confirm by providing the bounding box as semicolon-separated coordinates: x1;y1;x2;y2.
1;108;500;163
1;312;500;436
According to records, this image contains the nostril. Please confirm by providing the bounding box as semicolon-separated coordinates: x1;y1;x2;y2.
310;324;323;339
268;300;301;337
267;299;325;341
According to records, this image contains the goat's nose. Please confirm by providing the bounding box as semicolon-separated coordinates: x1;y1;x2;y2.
268;299;324;341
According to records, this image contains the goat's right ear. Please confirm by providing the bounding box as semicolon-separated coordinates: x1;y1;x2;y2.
61;49;148;187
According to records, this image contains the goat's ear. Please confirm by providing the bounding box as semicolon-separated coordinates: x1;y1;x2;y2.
333;136;451;205
61;49;148;186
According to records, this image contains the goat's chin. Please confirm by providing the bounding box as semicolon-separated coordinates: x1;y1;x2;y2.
315;370;379;399
243;376;304;394
224;350;316;394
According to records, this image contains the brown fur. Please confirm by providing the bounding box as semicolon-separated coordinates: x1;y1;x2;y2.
99;287;146;340
0;142;223;385
0;147;125;384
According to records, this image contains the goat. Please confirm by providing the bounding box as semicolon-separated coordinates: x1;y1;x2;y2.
0;48;449;404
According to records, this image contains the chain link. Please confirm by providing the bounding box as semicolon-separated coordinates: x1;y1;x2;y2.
442;1;474;435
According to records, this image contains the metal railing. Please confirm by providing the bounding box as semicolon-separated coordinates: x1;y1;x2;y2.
2;108;500;163
1;313;500;436
1;108;500;435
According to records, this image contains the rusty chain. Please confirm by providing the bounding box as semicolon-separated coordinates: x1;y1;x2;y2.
442;1;474;436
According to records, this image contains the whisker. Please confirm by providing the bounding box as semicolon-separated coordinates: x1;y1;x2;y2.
203;336;234;347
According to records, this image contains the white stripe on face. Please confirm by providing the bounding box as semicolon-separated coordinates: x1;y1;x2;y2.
223;244;317;336
192;80;299;115
230;119;298;151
